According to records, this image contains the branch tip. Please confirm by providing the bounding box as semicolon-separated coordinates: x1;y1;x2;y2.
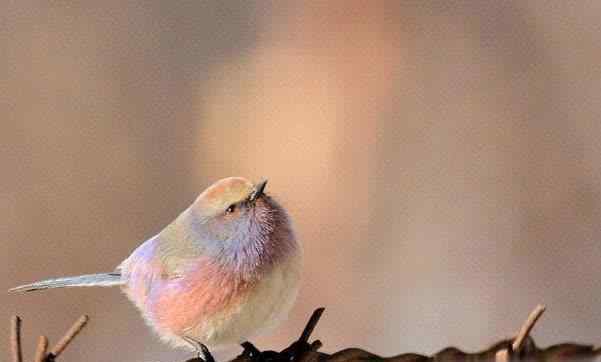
49;315;89;357
512;304;546;353
299;307;325;343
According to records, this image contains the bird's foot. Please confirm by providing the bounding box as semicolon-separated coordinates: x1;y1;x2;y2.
183;337;215;362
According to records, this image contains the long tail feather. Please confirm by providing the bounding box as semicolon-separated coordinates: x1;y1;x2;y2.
9;272;123;293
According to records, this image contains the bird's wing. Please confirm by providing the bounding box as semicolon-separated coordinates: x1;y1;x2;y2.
119;207;209;281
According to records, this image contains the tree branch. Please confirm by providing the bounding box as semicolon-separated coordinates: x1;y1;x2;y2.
8;306;600;362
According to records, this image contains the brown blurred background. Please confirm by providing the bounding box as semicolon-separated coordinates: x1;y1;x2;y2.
2;1;601;361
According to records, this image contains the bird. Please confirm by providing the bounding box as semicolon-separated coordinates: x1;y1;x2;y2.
10;177;302;361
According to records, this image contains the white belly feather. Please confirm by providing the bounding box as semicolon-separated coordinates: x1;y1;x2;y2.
179;251;302;349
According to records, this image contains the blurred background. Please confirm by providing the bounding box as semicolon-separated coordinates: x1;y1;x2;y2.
2;1;601;361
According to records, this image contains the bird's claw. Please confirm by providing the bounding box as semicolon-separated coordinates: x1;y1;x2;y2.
183;337;215;362
199;343;215;362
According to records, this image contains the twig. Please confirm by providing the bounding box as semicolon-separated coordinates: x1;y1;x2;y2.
33;336;48;362
298;307;325;344
48;315;89;358
495;304;546;362
10;316;23;362
512;304;546;353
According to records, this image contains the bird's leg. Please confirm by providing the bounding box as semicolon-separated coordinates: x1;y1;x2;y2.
183;336;215;362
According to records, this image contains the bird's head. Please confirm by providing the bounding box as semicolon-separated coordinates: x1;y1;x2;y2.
195;177;267;217
189;177;294;264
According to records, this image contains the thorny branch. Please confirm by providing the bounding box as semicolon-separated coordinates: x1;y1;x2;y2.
8;306;601;362
228;305;600;362
227;305;600;362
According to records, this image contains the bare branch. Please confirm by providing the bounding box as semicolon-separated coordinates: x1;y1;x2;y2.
49;315;89;358
495;304;546;362
299;307;325;344
33;336;48;362
10;316;23;362
512;304;546;353
8;306;601;362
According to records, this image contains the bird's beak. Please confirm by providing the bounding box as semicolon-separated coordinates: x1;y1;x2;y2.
249;179;268;202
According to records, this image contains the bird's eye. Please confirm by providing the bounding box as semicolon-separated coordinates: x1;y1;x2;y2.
225;204;236;214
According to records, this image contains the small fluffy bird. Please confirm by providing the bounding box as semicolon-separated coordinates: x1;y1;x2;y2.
10;177;302;359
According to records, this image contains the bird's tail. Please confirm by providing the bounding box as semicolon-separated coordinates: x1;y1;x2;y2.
9;273;124;293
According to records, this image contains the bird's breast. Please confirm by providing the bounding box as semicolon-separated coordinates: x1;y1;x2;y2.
147;250;301;348
148;257;252;336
